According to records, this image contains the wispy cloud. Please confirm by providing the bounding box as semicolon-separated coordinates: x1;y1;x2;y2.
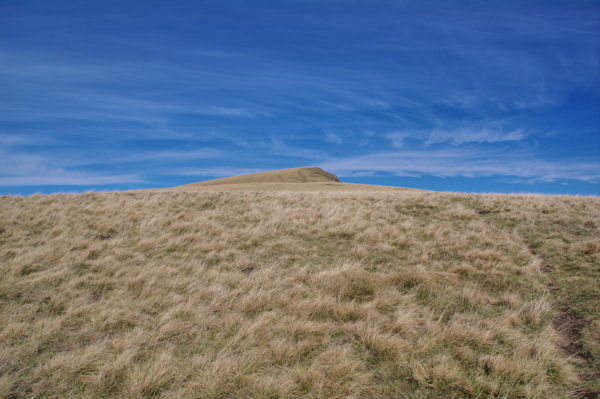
175;167;268;177
0;134;36;145
385;125;527;148
325;131;342;144
0;173;142;187
116;148;226;163
386;132;412;148
426;128;526;145
0;151;143;187
322;149;600;183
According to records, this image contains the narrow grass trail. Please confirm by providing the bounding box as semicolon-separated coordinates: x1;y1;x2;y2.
462;195;600;397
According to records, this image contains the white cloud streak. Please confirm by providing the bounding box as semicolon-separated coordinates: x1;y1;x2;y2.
321;150;600;183
116;148;225;163
325;131;343;144
426;128;527;145
0;151;143;187
175;167;268;177
0;173;142;187
386;132;412;148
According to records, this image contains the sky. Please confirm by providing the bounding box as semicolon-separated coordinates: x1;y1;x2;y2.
1;0;599;195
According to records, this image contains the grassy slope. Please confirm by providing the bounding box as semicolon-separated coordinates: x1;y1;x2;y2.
177;167;341;187
0;187;598;398
172;181;413;192
464;194;600;397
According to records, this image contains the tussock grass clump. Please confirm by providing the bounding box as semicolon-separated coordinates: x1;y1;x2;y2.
0;189;598;398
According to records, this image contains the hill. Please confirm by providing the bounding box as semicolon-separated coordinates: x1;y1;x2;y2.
180;166;341;186
173;167;415;192
0;184;598;398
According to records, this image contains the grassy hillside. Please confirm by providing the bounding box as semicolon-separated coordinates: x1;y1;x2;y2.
173;181;410;192
0;186;598;398
178;167;341;187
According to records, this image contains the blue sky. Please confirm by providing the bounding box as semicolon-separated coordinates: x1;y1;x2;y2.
1;0;599;195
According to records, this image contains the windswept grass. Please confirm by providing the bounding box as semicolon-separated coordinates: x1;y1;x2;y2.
0;188;598;398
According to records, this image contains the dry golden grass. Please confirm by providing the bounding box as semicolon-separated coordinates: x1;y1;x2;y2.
0;185;598;398
178;167;341;187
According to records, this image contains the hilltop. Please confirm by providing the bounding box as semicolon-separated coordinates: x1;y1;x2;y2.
180;167;341;186
0;181;598;398
174;167;410;192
